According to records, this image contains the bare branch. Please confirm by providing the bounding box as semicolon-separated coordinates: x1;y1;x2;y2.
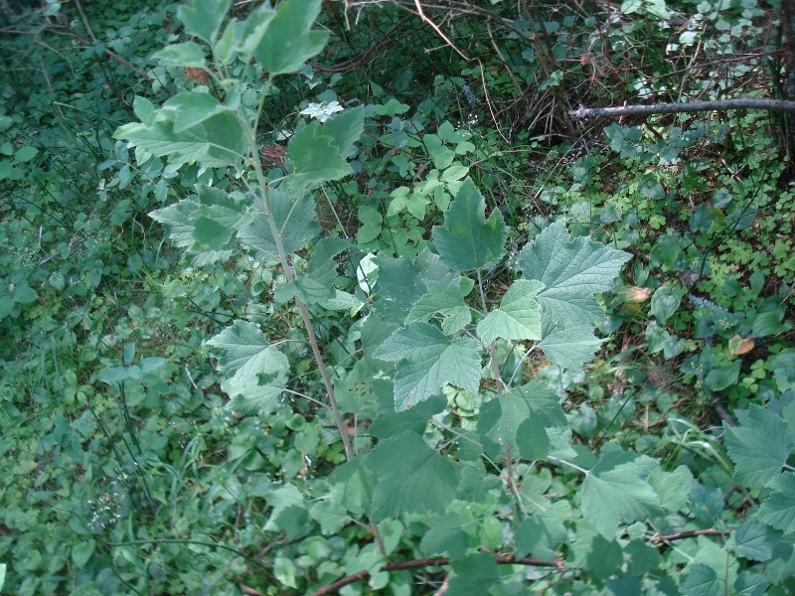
571;98;795;119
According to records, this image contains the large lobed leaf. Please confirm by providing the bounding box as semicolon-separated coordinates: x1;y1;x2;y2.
236;189;321;259
253;0;328;75
579;450;660;540
206;321;289;414
724;404;795;489
115;109;248;168
286;107;364;189
373;322;481;411
177;0;231;44
431;178;507;272
363;431;460;521
519;219;631;330
476;381;566;460
476;278;543;344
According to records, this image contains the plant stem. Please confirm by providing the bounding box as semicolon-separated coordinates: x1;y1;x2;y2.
477;269;505;390
294;296;354;461
240;89;354;462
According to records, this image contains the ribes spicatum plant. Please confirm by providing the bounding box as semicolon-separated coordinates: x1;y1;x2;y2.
106;0;795;594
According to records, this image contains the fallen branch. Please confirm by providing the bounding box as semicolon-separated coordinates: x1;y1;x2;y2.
311;554;562;596
570;98;795;118
310;526;735;595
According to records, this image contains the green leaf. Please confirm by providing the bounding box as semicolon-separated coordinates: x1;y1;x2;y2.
650;284;682;325
133;96;156;125
690;482;724;524
150;199;199;248
624;539;660;576
420;512;469;559
320;106;365;159
213;19;236;63
704;360;741;392
273;555;298;588
357;205;382;244
514;514;567;560
373;322;481;410
407;279;472;335
579;450;660;540
724;404;795;489
161;92;224;133
477;381;565;459
286;121;351;189
757;472;795;534
237;190;321;258
519;220;632;330
254;0;328;75
372;250;457;327
15;146;38;163
370;395;446;439
71;539;95;569
329;459;375;515
516;415;552;461
264;484;304;531
537;322;602;370
431;178;507;272
234;4;276;54
605;574;644;596
477;279;543;344
734;517;780;561
206;321;289;413
364;431;460;521
0;294;13;319
569;525;624;579
115;112;246;168
177;0;231;43
648;465;693;512
293;237;349;304
680;564;722;596
734;570;770;596
447;552;500;596
13;285;38;304
151;42;206;68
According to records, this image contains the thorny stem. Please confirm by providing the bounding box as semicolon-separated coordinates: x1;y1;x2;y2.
241;79;354;462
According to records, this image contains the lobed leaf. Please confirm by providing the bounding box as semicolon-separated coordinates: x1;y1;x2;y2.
724;404;795;489
519;219;632;330
254;0;328;75
579;450;660;540
431;178;507;272
373;322;481;410
476;278;543;344
364;431;460;521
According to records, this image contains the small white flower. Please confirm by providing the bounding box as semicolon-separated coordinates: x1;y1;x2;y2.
300;101;343;122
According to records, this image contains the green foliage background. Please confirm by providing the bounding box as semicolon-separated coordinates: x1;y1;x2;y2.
1;0;794;595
